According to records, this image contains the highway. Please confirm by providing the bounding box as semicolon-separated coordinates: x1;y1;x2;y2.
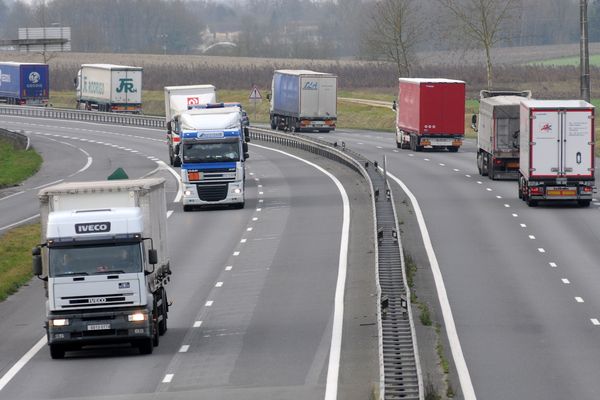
0;116;376;400
325;128;600;399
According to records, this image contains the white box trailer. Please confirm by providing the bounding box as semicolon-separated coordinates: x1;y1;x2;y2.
76;64;143;113
269;69;337;132
518;100;595;206
164;85;217;166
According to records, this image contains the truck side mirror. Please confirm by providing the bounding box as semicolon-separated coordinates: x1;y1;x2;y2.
166;121;172;133
32;247;43;277
244;127;250;142
243;142;249;159
148;249;158;265
392;100;397;111
471;114;478;131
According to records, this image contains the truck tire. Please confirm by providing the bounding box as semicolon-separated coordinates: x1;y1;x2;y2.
173;156;181;168
578;199;591;207
158;289;168;336
396;140;402;149
49;344;65;359
138;338;153;355
488;158;495;180
270;118;276;130
447;146;459;152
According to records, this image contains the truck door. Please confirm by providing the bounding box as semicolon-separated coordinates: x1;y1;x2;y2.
530;110;560;177
563;109;594;178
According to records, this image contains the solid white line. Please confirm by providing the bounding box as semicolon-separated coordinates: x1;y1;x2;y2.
32;179;64;190
157;160;183;203
179;345;190;353
162;374;174;383
0;336;46;391
0;190;25;201
385;171;477;399
0;214;40;232
250;143;350;400
167;210;174;219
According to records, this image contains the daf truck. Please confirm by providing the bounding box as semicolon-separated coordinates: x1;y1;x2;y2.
393;78;465;151
76;64;143;113
0;62;49;106
518;100;595;207
164;85;217;166
178;104;249;210
269;69;337;132
473;90;531;180
32;178;171;358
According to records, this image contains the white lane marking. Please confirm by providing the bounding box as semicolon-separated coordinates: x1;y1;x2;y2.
439;163;445;166
240;239;247;243
225;266;232;271
528;235;536;240
179;345;190;353
256;208;262;212
0;336;46;391
561;279;570;284
453;168;460;172
252;217;258;221
259;191;264;195
167;210;174;219
233;251;240;256
250;143;350;400
384;171;476;399
205;301;214;307
424;158;430;161
0;190;25;201
476;181;482;185
504;204;510;208
520;224;527;228
465;174;471;178
486;188;492;191
258;184;263;188
549;262;557;268
247;227;253;231
408;154;414;157
0;214;40;232
538;248;546;253
496;196;502;199
376;146;383;149
575;297;584;303
33;179;64;190
162;374;174;383
512;213;518;217
259;199;264;203
193;321;203;328
215;282;223;288
592;319;600;326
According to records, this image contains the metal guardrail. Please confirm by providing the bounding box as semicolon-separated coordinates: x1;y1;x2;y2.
0;104;165;129
249;127;423;400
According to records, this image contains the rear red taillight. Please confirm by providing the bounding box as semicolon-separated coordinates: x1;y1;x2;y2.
582;186;594;193
494;158;503;166
530;187;544;195
173;136;181;143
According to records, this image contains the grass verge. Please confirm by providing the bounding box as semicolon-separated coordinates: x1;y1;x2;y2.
0;223;40;301
0;139;43;188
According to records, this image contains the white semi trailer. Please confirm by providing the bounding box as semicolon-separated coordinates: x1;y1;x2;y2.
76;64;143;113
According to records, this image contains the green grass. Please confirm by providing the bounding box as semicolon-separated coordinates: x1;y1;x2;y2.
527;54;600;67
0;224;40;301
0;139;43;187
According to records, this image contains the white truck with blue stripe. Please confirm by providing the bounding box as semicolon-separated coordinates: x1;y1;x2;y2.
179;105;249;210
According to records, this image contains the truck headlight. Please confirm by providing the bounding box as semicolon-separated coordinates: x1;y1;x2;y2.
184;190;193;196
128;313;147;322
51;318;69;327
233;188;242;194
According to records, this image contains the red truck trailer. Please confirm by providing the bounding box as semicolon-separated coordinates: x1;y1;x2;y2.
393;78;465;152
518;100;595;207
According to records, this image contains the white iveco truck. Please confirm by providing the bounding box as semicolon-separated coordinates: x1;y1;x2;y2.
32;178;171;358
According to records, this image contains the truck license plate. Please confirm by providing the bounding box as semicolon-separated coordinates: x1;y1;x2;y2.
547;188;576;196
87;324;111;331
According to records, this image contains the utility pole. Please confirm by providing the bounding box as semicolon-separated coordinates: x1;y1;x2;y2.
580;0;591;102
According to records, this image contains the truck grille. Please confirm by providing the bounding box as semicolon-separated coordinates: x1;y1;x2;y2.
61;293;134;308
196;183;228;201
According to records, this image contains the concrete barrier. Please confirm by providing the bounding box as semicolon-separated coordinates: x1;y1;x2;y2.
0;128;29;150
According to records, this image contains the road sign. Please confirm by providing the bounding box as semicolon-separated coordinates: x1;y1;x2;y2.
249;85;262;100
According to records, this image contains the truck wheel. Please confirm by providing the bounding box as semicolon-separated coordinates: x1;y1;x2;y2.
183;205;193;212
158;289;168;336
138;338;153;355
447;146;459;153
578;199;591;207
49;344;65;359
270;118;276;130
518;178;523;199
173;156;181;168
527;198;538;207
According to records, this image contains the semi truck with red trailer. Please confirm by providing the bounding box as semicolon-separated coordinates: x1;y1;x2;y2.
518;99;595;207
393;78;465;152
473;90;531;180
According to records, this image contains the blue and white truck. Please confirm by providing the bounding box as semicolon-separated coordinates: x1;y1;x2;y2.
0;61;49;106
178;105;249;210
33;178;171;358
269;69;337;132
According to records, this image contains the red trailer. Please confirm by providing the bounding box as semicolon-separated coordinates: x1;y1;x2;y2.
393;78;465;152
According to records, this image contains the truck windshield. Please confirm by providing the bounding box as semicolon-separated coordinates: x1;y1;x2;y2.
49;243;142;277
182;141;240;163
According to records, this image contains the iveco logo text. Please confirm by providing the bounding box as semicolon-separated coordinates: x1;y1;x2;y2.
75;222;111;234
88;297;107;303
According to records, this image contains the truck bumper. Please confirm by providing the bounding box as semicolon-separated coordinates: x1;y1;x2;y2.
46;307;152;346
182;181;244;206
418;137;463;148
527;182;595;201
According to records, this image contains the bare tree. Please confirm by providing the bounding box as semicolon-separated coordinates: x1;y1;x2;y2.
436;0;522;89
362;0;423;76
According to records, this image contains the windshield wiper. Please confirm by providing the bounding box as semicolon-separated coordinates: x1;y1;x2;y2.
94;269;126;275
54;272;89;277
